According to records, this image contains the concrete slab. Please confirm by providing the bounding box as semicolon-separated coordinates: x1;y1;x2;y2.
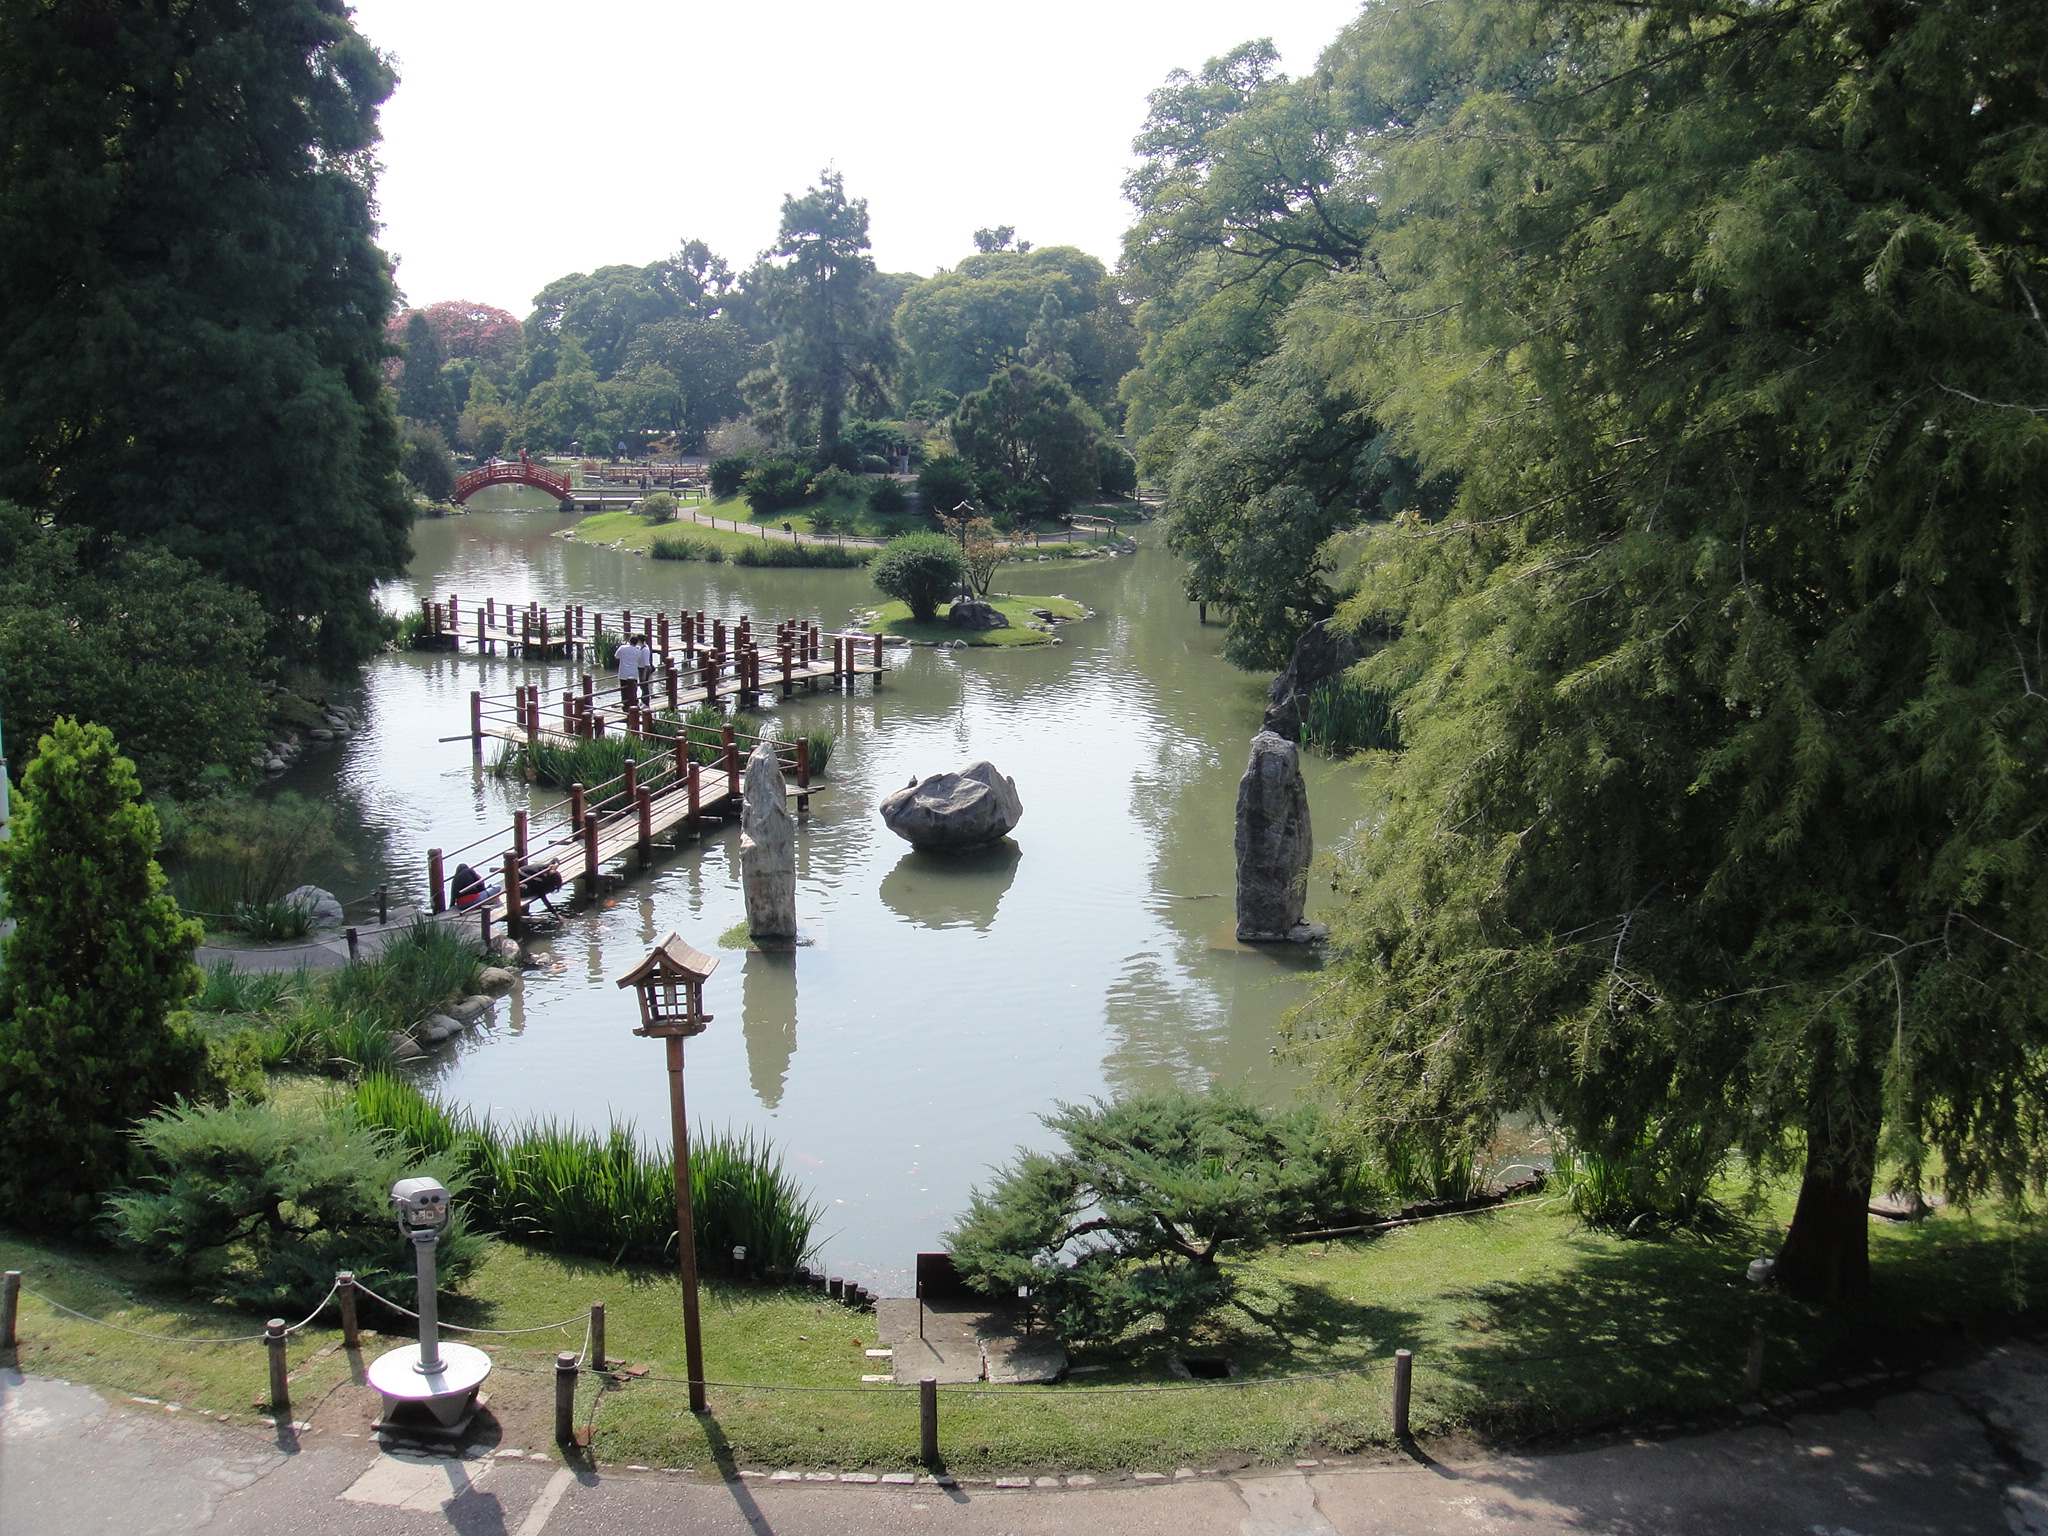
337;1450;496;1510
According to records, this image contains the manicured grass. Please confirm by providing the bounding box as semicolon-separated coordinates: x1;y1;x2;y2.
4;1197;2041;1471
873;595;1086;647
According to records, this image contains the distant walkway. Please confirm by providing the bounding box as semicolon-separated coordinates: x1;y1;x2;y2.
195;910;435;973
668;502;887;549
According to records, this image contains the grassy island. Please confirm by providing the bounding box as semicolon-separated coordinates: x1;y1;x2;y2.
873;594;1086;646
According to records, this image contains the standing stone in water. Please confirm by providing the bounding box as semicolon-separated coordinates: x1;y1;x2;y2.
741;740;797;942
879;761;1023;851
1235;732;1314;942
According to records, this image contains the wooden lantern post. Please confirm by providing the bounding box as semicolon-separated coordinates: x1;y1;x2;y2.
614;934;719;1414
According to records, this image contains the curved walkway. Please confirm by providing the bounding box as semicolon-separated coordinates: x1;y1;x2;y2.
5;1341;2040;1535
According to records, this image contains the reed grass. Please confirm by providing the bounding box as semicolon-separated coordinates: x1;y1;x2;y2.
1298;675;1402;756
803;729;835;776
194;961;308;1016
732;541;869;568
650;535;725;562
156;791;345;924
349;1074;822;1270
233;897;312;941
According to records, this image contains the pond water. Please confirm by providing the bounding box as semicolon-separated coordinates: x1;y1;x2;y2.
286;503;1371;1289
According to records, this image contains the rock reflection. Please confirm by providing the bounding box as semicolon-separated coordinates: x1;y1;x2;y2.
741;948;798;1111
877;840;1022;932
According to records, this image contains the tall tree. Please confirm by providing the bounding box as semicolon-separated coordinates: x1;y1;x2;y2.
0;719;205;1229
1293;0;2048;1302
396;311;457;436
952;365;1107;522
0;0;413;670
752;170;897;453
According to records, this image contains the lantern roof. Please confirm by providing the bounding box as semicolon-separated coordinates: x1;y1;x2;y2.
614;933;719;991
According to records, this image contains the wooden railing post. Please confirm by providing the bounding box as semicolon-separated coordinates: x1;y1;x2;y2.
665;658;678;709
581;811;601;902
427;849;445;914
722;725;739;802
503;851;525;940
796;737;810;789
568;783;586;835
266;1319;290;1419
513;809;529;861
622;756;638;804
470;691;482;756
636;787;653;867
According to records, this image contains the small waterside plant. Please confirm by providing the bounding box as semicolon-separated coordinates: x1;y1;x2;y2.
1297;675;1401;756
733;540;869;569
651;535;725;562
350;1073;823;1271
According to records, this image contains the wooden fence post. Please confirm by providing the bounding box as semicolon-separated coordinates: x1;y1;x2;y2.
1;1270;19;1350
427;849;445;914
266;1318;290;1418
920;1377;939;1466
337;1272;359;1350
1392;1349;1413;1439
503;851;525;940
722;725;739;801
569;783;586;835
591;1303;607;1372
1745;1318;1768;1398
470;691;482;756
513;809;529;862
554;1352;579;1444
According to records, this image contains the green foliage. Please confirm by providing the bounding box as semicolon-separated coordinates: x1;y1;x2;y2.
866;477;908;515
946;1089;1341;1345
709;453;756;497
1287;0;2048;1304
0;719;205;1228
732;540;868;569
397;421;457;502
742;455;816;514
871;532;966;623
749;170;898;451
234;898;313;943
952;366;1106;520
637;490;679;524
802;730;835;777
106;1100;487;1312
1098;441;1138;497
1296;675;1400;757
194;961;307;1018
916;453;979;516
350;1074;822;1271
156;791;344;921
0;0;415;670
895;245;1137;418
397;311;457;436
807;465;861;502
650;535;723;562
0;506;269;795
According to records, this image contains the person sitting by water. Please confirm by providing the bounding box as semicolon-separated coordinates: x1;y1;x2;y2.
450;863;501;911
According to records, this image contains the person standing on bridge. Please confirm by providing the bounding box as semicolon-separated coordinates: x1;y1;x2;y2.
616;631;651;712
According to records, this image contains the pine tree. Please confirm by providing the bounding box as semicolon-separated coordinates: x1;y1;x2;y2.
753;170;897;454
0;0;413;670
0;719;205;1229
1291;0;2048;1302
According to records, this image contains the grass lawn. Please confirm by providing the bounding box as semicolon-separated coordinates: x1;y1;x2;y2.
10;1196;2037;1475
873;595;1086;647
567;509;779;561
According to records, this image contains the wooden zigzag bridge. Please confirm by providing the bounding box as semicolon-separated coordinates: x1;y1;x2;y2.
414;592;891;941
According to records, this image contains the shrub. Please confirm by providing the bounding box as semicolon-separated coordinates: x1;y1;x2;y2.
867;477;909;515
350;1074;823;1271
651;535;721;562
858;453;890;474
872;532;966;622
945;1089;1342;1346
637;490;679;524
733;541;868;569
708;453;755;497
235;897;314;942
808;465;862;503
0;719;206;1228
743;456;815;514
916;453;979;516
106;1100;488;1312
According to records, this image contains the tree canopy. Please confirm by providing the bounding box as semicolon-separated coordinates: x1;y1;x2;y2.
0;0;414;670
1264;0;2048;1302
951;365;1109;522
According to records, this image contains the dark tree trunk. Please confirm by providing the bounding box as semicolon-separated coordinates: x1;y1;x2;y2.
1774;1109;1879;1304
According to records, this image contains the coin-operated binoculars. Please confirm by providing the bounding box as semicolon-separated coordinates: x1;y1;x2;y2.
366;1175;492;1439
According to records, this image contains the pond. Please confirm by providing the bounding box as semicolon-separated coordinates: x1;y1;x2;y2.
285;504;1371;1289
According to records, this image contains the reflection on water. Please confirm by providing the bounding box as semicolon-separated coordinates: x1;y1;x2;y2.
878;840;1022;932
283;507;1371;1288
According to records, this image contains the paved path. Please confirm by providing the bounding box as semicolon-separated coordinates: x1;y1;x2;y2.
5;1344;2042;1535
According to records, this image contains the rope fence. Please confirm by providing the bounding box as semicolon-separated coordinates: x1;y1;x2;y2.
0;1262;1796;1463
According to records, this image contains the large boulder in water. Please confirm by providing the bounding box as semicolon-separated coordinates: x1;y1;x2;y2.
880;762;1022;852
1234;732;1312;941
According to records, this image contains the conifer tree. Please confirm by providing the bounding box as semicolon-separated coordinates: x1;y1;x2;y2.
0;0;413;669
0;719;204;1229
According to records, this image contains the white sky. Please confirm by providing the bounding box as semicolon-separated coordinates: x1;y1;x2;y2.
348;0;1364;319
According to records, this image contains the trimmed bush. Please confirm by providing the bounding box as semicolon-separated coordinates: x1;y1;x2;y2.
916;453;979;516
742;456;815;514
871;532;966;623
708;453;755;496
867;477;908;515
637;490;679;524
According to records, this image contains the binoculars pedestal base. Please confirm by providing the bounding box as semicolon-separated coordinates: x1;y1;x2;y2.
367;1341;492;1440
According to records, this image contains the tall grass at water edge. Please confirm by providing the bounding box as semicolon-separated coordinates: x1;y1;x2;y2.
350;1074;822;1271
651;535;725;562
192;920;483;1075
155;791;346;928
1298;676;1402;756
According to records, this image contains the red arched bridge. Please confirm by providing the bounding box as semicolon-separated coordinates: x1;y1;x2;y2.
453;454;573;505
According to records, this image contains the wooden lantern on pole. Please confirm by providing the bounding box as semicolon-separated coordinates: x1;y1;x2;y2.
615;934;719;1413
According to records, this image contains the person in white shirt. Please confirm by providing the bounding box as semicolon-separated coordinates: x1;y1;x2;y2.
616;633;651;711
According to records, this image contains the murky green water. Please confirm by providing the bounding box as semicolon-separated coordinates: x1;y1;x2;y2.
290;504;1369;1288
